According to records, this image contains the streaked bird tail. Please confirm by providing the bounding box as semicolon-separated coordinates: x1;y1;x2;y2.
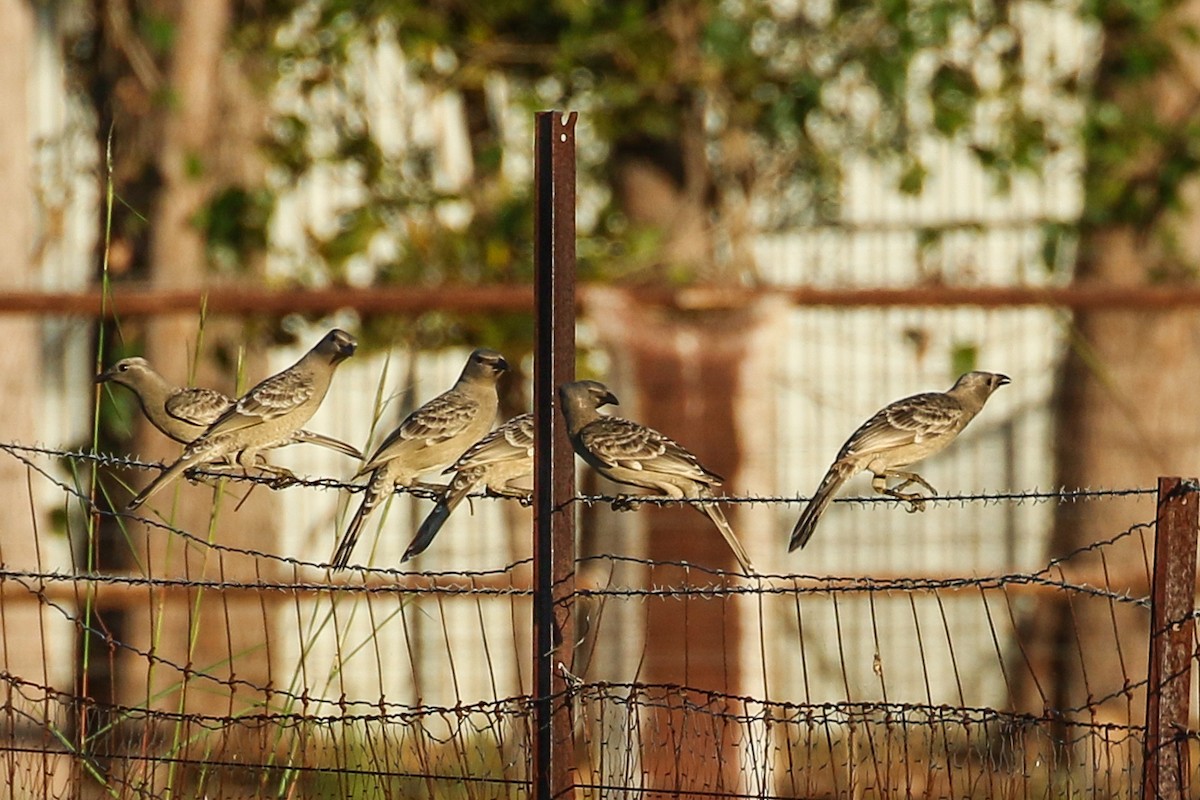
403;468;482;562
697;493;756;576
788;462;852;552
330;469;387;570
292;429;364;460
127;450;203;511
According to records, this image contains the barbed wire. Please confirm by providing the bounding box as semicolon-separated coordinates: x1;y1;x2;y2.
570;680;1148;736
0;520;1153;604
0;439;1160;600
0;438;1179;800
2;670;1150;800
0;670;534;727
2;669;1144;739
2;441;1162;509
1;441;531;576
570;569;1149;605
0;568;533;597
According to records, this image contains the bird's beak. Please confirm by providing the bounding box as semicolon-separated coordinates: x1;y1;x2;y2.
496;356;510;373
95;369;113;385
332;337;358;364
601;390;619;407
996;374;1012;387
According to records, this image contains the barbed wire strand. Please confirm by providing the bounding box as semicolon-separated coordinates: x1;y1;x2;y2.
0;441;1158;508
0;440;1180;798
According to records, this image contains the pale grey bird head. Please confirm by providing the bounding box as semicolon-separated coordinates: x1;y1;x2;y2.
558;380;620;411
312;329;358;365
96;357;156;388
952;371;1011;396
460;348;509;383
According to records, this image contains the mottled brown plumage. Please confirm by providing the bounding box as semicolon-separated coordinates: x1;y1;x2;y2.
330;348;508;570
97;356;362;459
405;412;533;561
788;371;1011;552
126;330;358;511
559;380;755;576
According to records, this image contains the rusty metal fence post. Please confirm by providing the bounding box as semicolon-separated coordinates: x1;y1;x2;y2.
532;110;577;800
1143;476;1198;800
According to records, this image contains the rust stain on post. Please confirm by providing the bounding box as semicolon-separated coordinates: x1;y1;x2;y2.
532;110;577;800
1143;476;1198;800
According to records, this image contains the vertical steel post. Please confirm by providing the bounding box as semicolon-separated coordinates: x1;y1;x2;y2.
1143;476;1198;800
532;110;577;800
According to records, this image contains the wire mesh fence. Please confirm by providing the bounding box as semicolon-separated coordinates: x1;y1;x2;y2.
4;97;1198;800
0;436;1194;799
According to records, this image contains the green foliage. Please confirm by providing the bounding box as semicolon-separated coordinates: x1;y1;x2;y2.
1040;221;1078;274
77;0;1200;306
229;0;1080;302
300;719;523;799
194;185;276;274
951;342;979;376
930;64;979;136
1080;0;1200;248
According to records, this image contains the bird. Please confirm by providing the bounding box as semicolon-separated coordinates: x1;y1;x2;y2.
788;370;1011;552
404;412;533;562
96;357;362;459
557;379;756;576
330;348;509;570
125;329;359;511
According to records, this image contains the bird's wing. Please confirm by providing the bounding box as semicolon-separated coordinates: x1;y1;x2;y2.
841;391;963;456
448;413;534;472
164;387;233;427
208;368;317;435
581;417;720;484
368;390;481;465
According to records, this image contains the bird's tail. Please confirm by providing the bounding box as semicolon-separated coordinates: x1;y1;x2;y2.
403;467;482;562
126;447;210;511
330;469;388;570
291;430;363;460
788;462;853;552
697;493;756;576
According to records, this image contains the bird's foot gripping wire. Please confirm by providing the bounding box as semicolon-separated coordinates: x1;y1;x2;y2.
609;494;643;512
885;485;935;512
258;466;298;490
878;471;937;513
873;472;936;515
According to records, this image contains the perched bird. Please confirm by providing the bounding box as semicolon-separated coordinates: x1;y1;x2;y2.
404;412;534;562
126;329;358;511
788;371;1011;552
330;348;509;570
96;357;362;459
558;380;756;576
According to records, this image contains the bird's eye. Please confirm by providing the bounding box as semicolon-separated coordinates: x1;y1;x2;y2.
119;364;129;372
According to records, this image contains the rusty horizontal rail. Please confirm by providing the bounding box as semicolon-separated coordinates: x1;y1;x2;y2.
4;282;1200;318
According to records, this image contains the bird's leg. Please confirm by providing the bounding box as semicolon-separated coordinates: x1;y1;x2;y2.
265;468;299;490
238;448;297;489
872;472;930;513
888;470;937;495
